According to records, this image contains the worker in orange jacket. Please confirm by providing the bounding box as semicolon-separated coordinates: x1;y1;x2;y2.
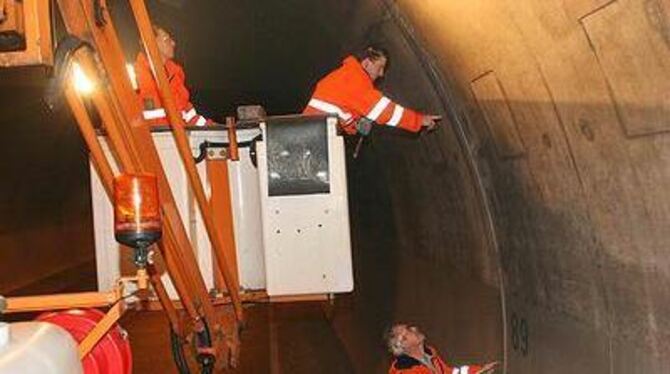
134;26;211;127
386;324;498;374
303;45;440;136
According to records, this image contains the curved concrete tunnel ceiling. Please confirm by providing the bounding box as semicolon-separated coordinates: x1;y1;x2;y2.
0;0;666;373
109;0;670;372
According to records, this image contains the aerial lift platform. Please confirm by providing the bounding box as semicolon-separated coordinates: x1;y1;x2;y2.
0;1;353;372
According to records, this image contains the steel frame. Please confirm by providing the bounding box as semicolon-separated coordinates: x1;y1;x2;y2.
0;0;244;369
0;0;244;368
3;269;147;359
60;0;243;365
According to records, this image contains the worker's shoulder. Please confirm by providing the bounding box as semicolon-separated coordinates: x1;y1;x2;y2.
164;59;184;73
338;56;365;78
319;57;370;91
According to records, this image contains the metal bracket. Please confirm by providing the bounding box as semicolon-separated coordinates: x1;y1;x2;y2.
193;135;262;164
207;147;228;160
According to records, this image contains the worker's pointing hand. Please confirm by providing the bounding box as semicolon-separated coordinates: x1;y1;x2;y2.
475;361;500;374
421;114;442;132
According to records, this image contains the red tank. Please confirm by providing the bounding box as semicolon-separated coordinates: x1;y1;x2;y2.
37;309;132;374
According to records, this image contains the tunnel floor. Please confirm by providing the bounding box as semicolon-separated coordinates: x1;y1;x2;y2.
123;302;356;374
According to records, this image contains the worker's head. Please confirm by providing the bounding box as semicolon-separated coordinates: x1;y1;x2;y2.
356;45;389;82
154;25;176;61
386;323;426;356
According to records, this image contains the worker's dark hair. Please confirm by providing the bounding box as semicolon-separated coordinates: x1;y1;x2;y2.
354;44;390;65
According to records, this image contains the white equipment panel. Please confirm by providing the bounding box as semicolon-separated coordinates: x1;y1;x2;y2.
90;128;265;297
257;115;353;296
190;129;266;290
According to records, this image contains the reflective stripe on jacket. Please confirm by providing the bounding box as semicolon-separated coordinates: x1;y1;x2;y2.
389;346;482;374
134;52;210;127
303;56;424;135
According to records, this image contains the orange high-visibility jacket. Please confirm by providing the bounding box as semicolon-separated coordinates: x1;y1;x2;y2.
303;56;424;135
389;346;483;374
134;52;210;127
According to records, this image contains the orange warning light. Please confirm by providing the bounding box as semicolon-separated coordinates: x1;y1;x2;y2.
113;173;161;250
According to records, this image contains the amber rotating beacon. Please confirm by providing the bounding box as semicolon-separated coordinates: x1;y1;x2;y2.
113;173;162;268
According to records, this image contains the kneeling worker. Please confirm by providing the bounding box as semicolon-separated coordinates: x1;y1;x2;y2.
134;25;212;127
387;323;499;374
303;45;440;136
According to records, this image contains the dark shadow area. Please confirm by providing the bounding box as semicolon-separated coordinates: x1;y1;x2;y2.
0;74;96;296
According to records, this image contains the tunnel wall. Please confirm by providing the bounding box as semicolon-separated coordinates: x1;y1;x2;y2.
348;0;669;372
0;76;95;295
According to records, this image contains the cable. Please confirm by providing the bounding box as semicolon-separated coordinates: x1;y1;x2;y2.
169;326;191;374
195;320;215;374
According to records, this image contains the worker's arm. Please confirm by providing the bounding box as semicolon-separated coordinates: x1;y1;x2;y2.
451;361;499;374
353;88;426;133
167;63;212;127
475;361;499;374
135;54;212;126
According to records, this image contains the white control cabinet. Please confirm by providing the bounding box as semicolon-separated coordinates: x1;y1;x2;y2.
257;116;353;296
